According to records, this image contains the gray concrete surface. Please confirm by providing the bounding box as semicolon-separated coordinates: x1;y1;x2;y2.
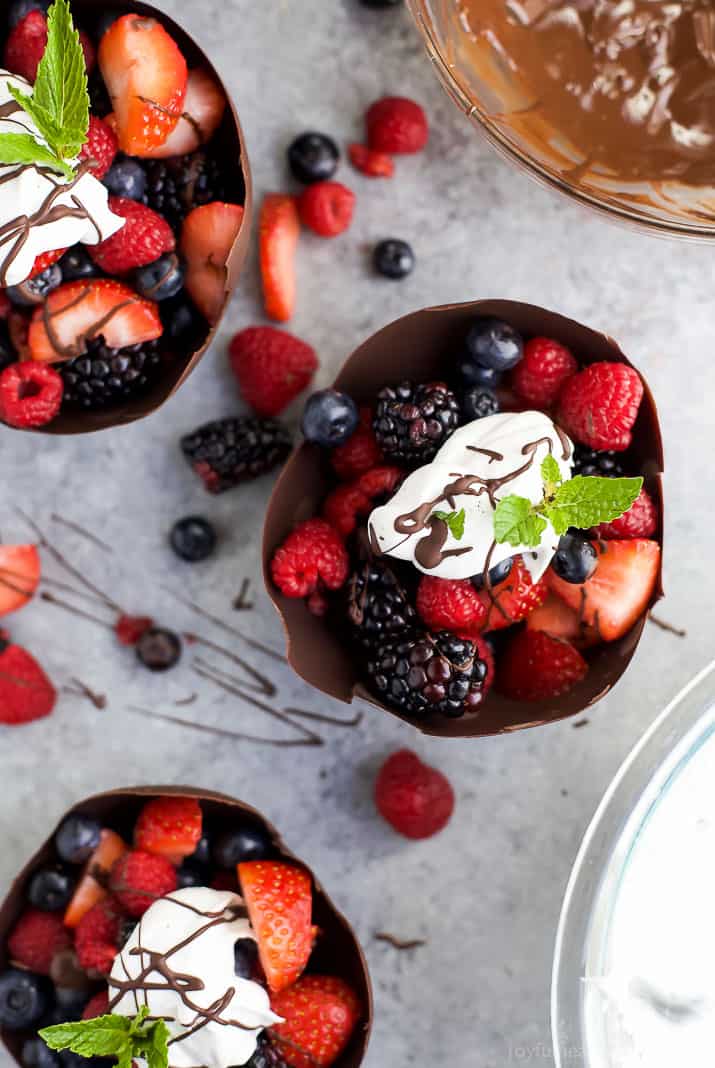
0;1;711;1066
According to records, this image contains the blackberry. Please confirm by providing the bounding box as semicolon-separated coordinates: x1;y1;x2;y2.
59;338;163;409
347;558;416;650
246;1036;287;1068
181;416;292;494
373;380;459;467
144;152;236;233
572;445;625;478
366;630;488;720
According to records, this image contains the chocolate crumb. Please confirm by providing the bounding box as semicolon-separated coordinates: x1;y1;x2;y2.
51;514;113;554
233;578;254;611
174;693;198;706
375;932;426;951
64;677;107;710
572;718;590;729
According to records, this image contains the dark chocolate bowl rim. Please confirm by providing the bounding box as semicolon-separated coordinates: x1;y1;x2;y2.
261;299;665;739
5;0;253;437
0;785;373;1068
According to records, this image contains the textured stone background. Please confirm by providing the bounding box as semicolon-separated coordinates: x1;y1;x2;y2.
0;1;711;1066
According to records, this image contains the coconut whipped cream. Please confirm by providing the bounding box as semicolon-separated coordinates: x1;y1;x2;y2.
108;887;282;1068
368;409;573;581
0;71;124;288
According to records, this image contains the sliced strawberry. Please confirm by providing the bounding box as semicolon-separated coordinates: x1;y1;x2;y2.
180;202;243;325
526;592;599;649
497;629;588;702
260;194;300;323
271;975;362;1068
29;248;68;280
238;861;312;994
0;638;56;726
0;545;40;617
98;14;188;156
28;279;162;363
548;538;660;642
64;829;128;928
140;67;226;159
477;556;548;632
134;796;202;862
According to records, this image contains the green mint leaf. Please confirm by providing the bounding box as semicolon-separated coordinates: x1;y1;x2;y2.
31;0;89;159
40;1015;132;1059
127;1006;150;1036
144;1018;171;1068
0;131;73;177
541;454;562;493
493;495;547;548
544;475;643;536
432;508;466;541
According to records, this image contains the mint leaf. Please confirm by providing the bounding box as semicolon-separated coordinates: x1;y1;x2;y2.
0;132;72;177
541;454;562;493
432;508;466;541
30;0;89;158
144;1018;170;1068
544;475;643;536
40;1009;170;1068
493;495;547;548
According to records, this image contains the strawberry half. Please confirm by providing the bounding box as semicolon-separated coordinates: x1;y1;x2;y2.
497;629;588;702
140;67;226;159
238;860;312;994
477;556;548;631
0;545;41;617
98;14;188;156
0;635;56;726
526;592;599;649
134;796;202;862
64;828;128;928
260;194;300;323
28;280;163;363
181;202;244;325
271;975;362;1068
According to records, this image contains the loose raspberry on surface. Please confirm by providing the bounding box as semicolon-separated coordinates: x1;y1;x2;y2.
416;577;487;637
115;614;154;647
510;336;577;408
0;362;63;429
109;850;177;917
134;796;203;861
271;518;349;599
82;990;109;1020
594;486;658;539
239;861;313;994
271;974;361;1068
79;115;119;179
89;198;175;274
375;749;454;840
298;181;356;238
366;96;429;154
75;900;123;975
331;407;383;480
229;326;318;417
7;910;70;975
497;629;588;702
476;556;548;631
557;362;644;451
348;143;395;178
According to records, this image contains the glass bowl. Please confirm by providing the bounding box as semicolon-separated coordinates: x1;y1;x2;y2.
551;660;715;1066
406;0;715;239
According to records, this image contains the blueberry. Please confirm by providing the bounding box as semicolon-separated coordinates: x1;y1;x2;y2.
455;354;501;390
103;157;147;201
0;970;49;1030
551;531;598;584
95;11;118;39
461;386;499;423
28;866;75;912
54;987;90;1018
169;516;217;563
136;628;182;672
8;0;49;27
191;833;211;865
119;917;137;949
7;264;62;306
134;254;184;302
301;389;359;447
59;248;97;282
22;1038;60;1068
213;826;271;869
162;297;204;343
465;317;524;372
234;938;258;980
59;1052;89;1068
176;861;208;889
471;556;514;590
288;132;339;184
373;239;414;280
55;815;101;864
0;321;15;372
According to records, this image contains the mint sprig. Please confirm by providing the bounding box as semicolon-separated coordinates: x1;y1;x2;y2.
432;508;466;540
2;0;89;179
40;1007;170;1068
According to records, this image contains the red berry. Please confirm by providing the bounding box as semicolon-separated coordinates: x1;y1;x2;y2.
473;635;495;696
90;198;175;274
557;362;644;451
375;750;454;840
79;115;119;179
0;639;55;724
260;194;299;323
75;900;122;975
29;248;67;280
0;291;10;319
271;975;361;1068
511;337;578;408
7;910;70;975
497;629;588;701
348;143;394;178
181;201;244;326
271;518;349;599
134;796;203;862
322;465;403;538
416;576;487;636
0;544;41;618
476;556;548;631
229;326;318;417
594;486;657;539
238;861;313;995
79;30;96;74
0;362;63;429
115;614;154;646
109;850;177;917
330;407;383;480
4;11;49;82
82;990;109;1020
299;181;355;238
366;96;429;154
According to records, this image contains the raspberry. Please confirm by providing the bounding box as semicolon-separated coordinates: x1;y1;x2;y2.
229;326;318;417
557;362;643;451
357;464;403;499
511;337;578;408
271;518;349;599
7;909;71;975
348;143;395;178
75;900;123;975
115;614;154;646
82;991;109;1020
0;361;63;428
375;750;454;839
79;116;119;179
366;97;429;154
593;486;658;539
496;629;588;702
109;850;177;917
473;635;495;697
89;198;175;274
477;556;548;631
299;181;356;237
416;577;487;636
331;407;384;480
4;11;49;82
322;465;403;538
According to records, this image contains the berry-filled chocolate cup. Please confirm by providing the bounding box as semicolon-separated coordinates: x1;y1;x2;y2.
262;300;664;739
0;0;251;435
0;787;371;1068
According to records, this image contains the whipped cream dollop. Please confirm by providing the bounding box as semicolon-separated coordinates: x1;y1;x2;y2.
109;887;282;1068
368;410;574;581
0;71;124;287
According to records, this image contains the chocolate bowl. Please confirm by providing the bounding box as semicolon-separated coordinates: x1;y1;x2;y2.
0;786;372;1068
262;300;664;739
7;0;252;436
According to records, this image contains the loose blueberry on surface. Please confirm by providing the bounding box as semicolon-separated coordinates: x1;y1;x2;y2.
176;861;208;889
134;254;185;302
0;321;15;372
0;970;49;1030
103;157;147;202
7;265;62;306
288;132;340;184
22;1038;61;1068
28;866;75;912
169;516;217;563
465;317;524;372
373;239;415;280
471;556;514;590
8;0;49;27
136;627;182;671
301;389;359;447
455;353;501;390
55;815;101;864
461;386;499;423
59;248;97;282
551;531;598;584
234;938;258;980
213;826;271;869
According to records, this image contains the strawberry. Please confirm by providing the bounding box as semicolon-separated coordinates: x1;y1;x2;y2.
375;749;454;840
270;975;361;1068
0;362;64;428
348;143;394;178
134;796;202;862
139;67;226;159
0;636;56;725
366;96;429;154
476;556;548;631
497;629;588;701
229;326;318;417
79;115;119;180
64;829;128;928
0;544;41;617
4;11;94;83
511;337;578;408
29;248;67;280
74;899;122;975
330;407;383;480
28;279;163;363
7;909;71;975
180;201;244;325
416;576;487;636
557;362;644;451
98;14;188;156
109;850;177;917
298;182;355;238
260;194;300;323
238;861;312;993
82;990;109;1020
89;197;175;274
548;538;660;641
526;592;598;648
593;486;658;539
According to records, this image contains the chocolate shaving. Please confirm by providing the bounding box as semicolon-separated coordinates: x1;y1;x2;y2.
41;590;115;630
233;579;254;612
50;513;113;553
189;639;276;697
64;677;107;709
174;693;198;707
572;718;590;729
126;704;322;748
164;589;284;663
648;612;686;638
18;510;120;611
375;932;426;950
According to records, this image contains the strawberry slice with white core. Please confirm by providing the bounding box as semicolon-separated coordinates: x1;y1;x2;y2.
28;280;163;363
140;67;226;159
0;545;40;617
238;860;313;993
99;14;188;156
180;202;244;325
